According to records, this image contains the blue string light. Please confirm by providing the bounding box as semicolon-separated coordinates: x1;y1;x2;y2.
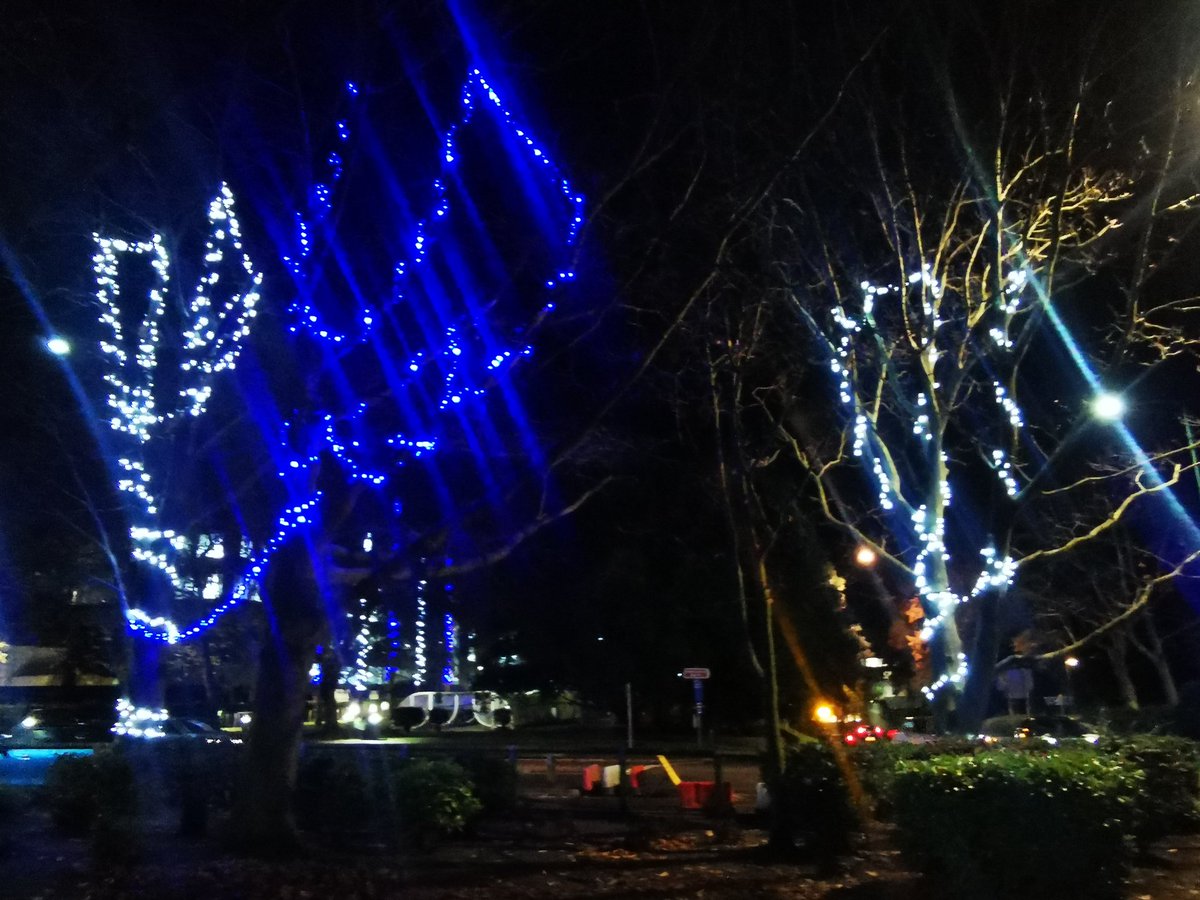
107;66;583;645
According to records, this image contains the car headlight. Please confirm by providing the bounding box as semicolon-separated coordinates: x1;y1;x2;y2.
20;716;37;729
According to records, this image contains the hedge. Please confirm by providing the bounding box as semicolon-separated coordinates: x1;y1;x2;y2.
891;750;1140;899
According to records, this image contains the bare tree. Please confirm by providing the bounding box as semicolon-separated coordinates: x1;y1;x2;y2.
704;5;1200;729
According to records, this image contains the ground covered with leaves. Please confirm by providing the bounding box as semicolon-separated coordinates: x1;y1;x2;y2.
4;793;1200;900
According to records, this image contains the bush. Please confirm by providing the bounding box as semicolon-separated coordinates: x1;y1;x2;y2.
391;759;482;845
296;752;481;846
851;739;979;817
1102;735;1200;842
1175;681;1200;740
295;752;376;838
771;743;859;861
892;750;1139;899
391;707;426;733
455;755;518;814
43;749;136;835
0;783;30;823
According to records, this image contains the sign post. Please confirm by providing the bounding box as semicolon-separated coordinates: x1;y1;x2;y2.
682;668;710;748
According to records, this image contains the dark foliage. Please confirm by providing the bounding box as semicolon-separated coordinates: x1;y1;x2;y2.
42;749;136;836
771;742;860;862
892;750;1139;899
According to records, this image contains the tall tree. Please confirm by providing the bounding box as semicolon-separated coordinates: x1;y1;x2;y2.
704;2;1200;729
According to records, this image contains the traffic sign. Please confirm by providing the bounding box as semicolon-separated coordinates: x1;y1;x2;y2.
682;667;710;680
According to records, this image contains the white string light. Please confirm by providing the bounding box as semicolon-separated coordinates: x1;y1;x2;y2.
821;265;1031;697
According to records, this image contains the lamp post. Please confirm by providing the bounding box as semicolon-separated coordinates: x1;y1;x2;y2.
1064;656;1080;710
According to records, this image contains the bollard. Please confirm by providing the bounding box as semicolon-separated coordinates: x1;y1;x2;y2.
617;745;630;815
546;753;557;784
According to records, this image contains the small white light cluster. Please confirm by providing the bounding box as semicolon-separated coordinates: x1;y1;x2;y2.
922;654;969;700
991;448;1019;496
414;577;428;686
969;547;1017;597
346;596;376;691
111;697;169;738
442;613;459;686
1003;269;1028;314
993;383;1024;428
912;505;962;642
989;327;1014;349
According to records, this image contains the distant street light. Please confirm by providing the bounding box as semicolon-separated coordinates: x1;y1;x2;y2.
854;545;878;568
45;336;71;356
1091;391;1126;422
813;703;838;724
1064;656;1080;668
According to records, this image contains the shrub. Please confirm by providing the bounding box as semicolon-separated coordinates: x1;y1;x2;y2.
771;742;859;861
1102;735;1200;842
43;749;136;835
892;750;1139;899
391;707;425;733
0;783;30;823
456;755;518;814
295;752;375;838
297;753;482;846
390;759;482;845
1175;681;1200;740
851;739;979;817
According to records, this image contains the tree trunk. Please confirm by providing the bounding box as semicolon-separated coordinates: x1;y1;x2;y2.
316;646;341;735
959;589;1002;732
1106;631;1139;711
231;537;326;853
1136;614;1179;707
124;566;172;708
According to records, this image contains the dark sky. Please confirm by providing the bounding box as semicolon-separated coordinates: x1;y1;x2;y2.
3;1;1200;700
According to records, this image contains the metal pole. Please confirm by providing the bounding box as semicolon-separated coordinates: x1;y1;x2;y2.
625;682;634;750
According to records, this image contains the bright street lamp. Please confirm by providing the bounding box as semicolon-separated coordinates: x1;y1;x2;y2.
854;545;878;568
1090;391;1126;422
813;703;838;724
45;336;71;356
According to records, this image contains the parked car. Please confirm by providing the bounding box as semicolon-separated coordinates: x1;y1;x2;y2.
119;717;241;743
5;707;112;745
976;714;1101;745
841;722;898;745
